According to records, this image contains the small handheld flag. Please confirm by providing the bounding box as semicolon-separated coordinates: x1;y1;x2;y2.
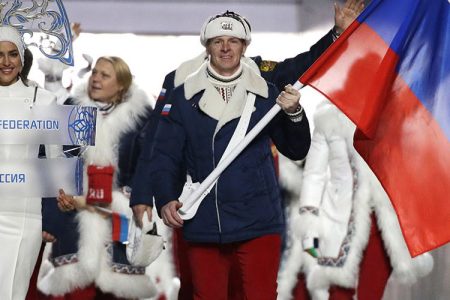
112;212;130;244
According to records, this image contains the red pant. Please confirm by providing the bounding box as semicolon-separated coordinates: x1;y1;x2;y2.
173;229;244;300
186;234;281;300
357;214;392;299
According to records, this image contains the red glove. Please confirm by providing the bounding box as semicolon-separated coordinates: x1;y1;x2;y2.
86;165;114;205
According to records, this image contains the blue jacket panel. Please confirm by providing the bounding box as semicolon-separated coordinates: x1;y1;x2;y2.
150;83;310;243
130;72;182;206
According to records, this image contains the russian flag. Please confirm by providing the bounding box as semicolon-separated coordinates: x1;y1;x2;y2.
300;0;450;256
157;88;167;102
112;212;129;243
161;104;172;116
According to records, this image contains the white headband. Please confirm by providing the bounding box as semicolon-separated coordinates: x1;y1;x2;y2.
200;13;251;46
0;26;25;65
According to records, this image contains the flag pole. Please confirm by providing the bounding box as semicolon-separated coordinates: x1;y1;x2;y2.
178;81;304;218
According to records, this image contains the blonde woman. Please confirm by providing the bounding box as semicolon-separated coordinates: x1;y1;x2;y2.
38;56;157;299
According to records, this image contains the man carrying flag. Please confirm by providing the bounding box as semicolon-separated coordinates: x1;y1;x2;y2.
131;2;365;299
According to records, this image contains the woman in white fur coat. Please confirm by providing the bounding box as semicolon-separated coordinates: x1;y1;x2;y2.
0;26;58;300
37;56;159;299
277;102;433;300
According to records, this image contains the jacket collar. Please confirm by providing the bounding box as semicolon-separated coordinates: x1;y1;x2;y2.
174;52;262;88
183;59;268;129
174;51;208;88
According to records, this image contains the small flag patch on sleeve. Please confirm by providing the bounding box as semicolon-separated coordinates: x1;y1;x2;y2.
161;104;172;116
157;88;166;101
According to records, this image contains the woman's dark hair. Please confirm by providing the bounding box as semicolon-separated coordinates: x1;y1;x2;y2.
19;48;33;85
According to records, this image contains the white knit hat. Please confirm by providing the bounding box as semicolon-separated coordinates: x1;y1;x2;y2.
200;11;251;46
0;26;25;65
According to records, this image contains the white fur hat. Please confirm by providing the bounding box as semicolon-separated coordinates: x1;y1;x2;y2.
200;11;251;46
0;26;25;65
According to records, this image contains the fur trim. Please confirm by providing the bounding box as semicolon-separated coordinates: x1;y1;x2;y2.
71;82;150;166
183;60;267;132
38;263;91;296
294;210;321;243
242;56;261;75
96;208;161;298
277;228;304;300
37;211;107;295
37;243;53;281
110;190;132;217
184;59;267;101
277;186;305;300
174;52;208;88
37;258;97;296
95;251;158;299
37;243;58;295
278;153;303;201
76;210;110;276
174;53;261;89
410;253;434;279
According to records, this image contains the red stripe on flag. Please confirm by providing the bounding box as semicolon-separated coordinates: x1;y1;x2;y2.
111;212;121;242
354;75;450;256
301;22;399;138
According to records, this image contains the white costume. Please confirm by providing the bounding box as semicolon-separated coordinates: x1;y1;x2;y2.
278;102;433;300
38;57;70;105
0;80;56;300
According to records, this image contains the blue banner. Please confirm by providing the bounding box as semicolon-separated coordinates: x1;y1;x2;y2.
0;158;83;197
0;103;96;145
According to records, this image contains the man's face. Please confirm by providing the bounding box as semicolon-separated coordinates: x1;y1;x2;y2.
207;36;247;76
0;41;22;86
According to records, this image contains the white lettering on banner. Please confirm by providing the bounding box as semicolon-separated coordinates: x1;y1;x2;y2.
0;173;26;183
88;188;104;200
0;119;59;130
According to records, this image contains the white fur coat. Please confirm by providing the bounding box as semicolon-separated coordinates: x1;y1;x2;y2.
277;102;433;300
38;82;159;299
